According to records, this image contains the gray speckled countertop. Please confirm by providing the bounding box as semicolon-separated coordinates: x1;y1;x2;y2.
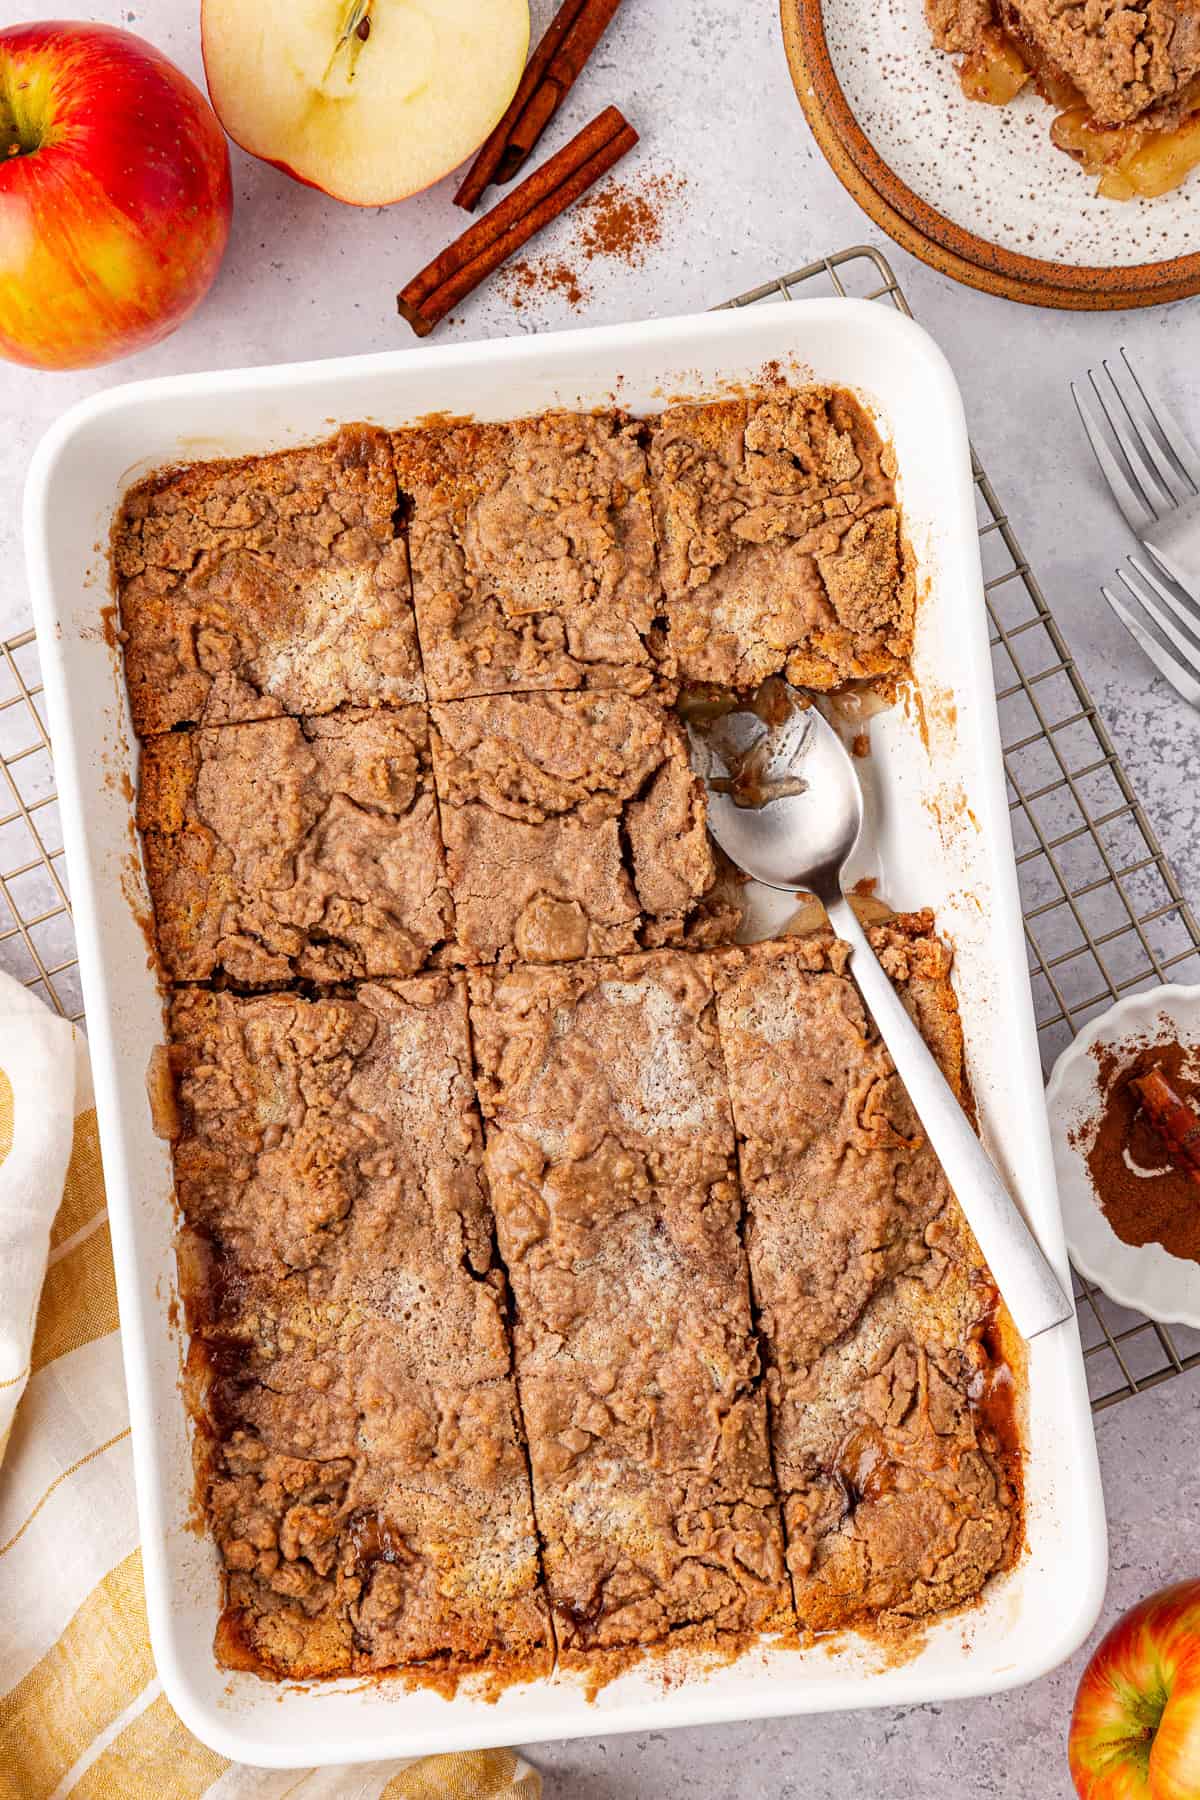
6;1;1200;1793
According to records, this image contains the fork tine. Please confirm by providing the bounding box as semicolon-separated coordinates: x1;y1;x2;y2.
1072;381;1155;533
1092;362;1184;512
1119;563;1200;677
1125;555;1200;653
1101;582;1200;708
1120;347;1200;493
1101;357;1190;508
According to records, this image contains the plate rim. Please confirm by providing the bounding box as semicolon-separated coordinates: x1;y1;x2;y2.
780;0;1200;311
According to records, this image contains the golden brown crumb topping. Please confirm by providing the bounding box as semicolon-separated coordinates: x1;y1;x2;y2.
1005;0;1200;126
713;923;1018;1634
138;708;453;985
171;977;550;1683
393;412;668;703
430;691;740;965
928;0;1200;163
115;425;423;737
468;952;790;1657
927;0;997;54
648;388;913;692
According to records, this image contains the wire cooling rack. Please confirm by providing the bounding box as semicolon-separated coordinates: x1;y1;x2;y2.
0;631;81;1024
4;243;1198;1411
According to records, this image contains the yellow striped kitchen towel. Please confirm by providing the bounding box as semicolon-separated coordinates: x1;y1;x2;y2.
0;971;540;1800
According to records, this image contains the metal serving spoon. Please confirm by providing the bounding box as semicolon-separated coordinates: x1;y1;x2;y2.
688;693;1073;1343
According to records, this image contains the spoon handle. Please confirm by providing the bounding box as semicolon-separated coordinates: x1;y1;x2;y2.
827;893;1073;1343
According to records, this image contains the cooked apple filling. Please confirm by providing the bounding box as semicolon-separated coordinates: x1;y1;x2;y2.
1051;87;1200;201
958;26;1031;107
927;0;1200;199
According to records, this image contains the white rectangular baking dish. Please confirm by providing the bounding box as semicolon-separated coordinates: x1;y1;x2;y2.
23;299;1106;1768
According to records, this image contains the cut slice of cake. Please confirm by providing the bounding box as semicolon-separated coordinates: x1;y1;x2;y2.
467;951;792;1667
114;425;423;736
927;0;1200;197
137;707;453;985
171;977;551;1686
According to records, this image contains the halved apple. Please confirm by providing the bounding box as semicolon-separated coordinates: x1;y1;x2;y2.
202;0;530;206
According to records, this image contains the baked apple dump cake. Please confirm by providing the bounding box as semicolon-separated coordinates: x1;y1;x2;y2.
115;392;1023;1691
927;0;1200;198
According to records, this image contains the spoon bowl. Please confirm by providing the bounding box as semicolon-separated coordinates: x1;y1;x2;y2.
687;701;862;898
687;684;1073;1344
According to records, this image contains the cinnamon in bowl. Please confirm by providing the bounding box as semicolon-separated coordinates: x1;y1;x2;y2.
1077;1034;1200;1261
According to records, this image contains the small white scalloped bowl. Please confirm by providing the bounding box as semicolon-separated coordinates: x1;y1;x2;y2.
1047;984;1200;1327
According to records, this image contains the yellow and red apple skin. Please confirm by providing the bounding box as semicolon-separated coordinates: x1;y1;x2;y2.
0;22;232;370
1151;1673;1200;1800
1070;1582;1200;1800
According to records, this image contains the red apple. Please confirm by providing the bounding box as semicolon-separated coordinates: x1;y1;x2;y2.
201;0;529;207
0;22;232;370
1070;1581;1200;1799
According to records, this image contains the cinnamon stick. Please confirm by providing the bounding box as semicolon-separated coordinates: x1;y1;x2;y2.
1132;1066;1200;1186
454;0;625;212
399;106;637;337
499;0;625;182
454;0;588;212
497;79;563;186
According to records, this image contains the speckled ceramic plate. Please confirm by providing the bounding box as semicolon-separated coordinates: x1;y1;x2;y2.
1047;986;1200;1325
781;0;1200;310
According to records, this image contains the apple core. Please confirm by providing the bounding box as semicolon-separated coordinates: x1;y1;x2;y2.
0;60;55;160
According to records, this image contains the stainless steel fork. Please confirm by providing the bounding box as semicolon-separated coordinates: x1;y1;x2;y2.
1074;351;1200;708
1073;349;1200;595
1101;555;1200;709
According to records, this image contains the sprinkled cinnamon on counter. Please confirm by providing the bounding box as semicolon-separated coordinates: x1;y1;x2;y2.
577;168;686;266
499;168;687;314
501;257;590;310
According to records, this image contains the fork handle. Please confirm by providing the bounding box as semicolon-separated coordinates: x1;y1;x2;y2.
827;893;1073;1342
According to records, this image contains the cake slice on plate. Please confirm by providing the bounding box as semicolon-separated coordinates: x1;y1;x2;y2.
927;0;1200;197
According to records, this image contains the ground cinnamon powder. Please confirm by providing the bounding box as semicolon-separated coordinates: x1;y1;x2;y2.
1077;1031;1200;1260
499;168;686;313
500;258;588;310
576;169;685;265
